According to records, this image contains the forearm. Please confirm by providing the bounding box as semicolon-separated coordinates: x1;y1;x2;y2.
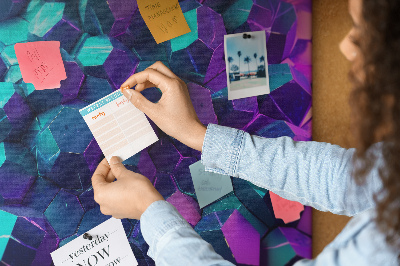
201;124;379;216
186;122;207;152
140;200;233;265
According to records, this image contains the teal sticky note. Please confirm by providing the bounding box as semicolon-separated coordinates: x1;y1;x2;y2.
189;161;233;208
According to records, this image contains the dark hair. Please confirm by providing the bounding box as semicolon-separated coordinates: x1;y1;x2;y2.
350;0;400;253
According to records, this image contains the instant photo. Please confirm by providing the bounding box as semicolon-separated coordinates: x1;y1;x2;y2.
224;31;270;100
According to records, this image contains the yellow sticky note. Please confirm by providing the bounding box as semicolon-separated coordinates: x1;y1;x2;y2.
137;0;191;44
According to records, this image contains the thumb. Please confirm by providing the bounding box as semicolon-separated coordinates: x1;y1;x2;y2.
123;89;154;115
109;156;128;179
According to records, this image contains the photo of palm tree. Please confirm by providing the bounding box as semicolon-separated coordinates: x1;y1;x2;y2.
228;56;233;71
244;56;251;76
224;31;269;100
253;53;257;72
237;51;242;75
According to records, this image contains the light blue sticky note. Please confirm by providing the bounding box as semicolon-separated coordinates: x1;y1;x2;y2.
189;161;233;208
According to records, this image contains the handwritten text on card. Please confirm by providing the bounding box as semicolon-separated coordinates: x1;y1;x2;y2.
137;0;191;44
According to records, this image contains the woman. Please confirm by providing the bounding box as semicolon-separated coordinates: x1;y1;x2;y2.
91;0;400;264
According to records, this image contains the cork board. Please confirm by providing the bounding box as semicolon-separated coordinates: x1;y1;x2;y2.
312;0;353;257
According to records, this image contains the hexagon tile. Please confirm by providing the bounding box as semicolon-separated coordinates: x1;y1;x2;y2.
0;0;312;265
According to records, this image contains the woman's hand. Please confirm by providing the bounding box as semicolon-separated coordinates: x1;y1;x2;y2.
120;61;207;152
92;157;164;220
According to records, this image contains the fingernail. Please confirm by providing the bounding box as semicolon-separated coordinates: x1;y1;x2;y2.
124;89;133;100
110;156;122;165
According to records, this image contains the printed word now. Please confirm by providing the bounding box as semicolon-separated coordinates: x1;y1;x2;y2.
76;245;110;266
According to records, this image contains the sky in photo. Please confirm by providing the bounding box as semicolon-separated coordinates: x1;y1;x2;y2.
226;33;267;73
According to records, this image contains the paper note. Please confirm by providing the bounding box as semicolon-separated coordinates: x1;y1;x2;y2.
269;191;304;224
51;218;137;266
80;90;158;162
14;41;67;90
189;161;233;208
137;0;191;44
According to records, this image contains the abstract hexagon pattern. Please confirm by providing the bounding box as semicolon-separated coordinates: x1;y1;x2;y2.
76;35;139;89
0;0;312;265
0;0;29;22
167;191;201;226
59;54;85;103
0;142;37;205
221;209;260;265
44;190;85;240
0;207;59;265
0;82;34;142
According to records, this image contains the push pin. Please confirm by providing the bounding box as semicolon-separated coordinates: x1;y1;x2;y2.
243;33;251;39
120;85;130;92
83;233;93;240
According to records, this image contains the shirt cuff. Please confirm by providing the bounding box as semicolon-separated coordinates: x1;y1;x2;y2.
201;123;245;176
140;200;192;259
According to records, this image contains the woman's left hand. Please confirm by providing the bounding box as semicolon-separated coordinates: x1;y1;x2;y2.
91;157;164;220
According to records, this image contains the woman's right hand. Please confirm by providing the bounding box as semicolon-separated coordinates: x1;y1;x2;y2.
120;61;207;152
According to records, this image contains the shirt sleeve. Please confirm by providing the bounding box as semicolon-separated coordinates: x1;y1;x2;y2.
201;123;383;216
140;200;235;266
293;209;399;266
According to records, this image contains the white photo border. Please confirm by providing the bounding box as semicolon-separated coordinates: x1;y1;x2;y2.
224;30;270;100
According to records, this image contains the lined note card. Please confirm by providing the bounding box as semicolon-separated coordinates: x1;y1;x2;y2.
80;90;158;162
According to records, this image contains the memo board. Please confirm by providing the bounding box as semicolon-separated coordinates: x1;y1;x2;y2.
0;0;312;265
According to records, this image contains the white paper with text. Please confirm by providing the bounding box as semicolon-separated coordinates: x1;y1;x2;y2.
51;218;137;266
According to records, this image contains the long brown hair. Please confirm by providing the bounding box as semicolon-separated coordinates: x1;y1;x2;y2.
350;0;400;252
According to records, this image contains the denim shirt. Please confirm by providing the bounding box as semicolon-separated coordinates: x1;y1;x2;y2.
140;124;399;265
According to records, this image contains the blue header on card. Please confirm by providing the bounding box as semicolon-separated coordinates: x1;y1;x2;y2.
79;91;123;116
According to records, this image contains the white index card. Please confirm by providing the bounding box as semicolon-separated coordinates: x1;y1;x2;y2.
80;90;158;162
51;218;137;266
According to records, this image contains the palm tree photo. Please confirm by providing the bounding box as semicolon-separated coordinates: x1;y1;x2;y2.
260;55;265;70
244;56;251;77
228;56;233;73
237;51;242;78
225;31;268;93
253;53;257;73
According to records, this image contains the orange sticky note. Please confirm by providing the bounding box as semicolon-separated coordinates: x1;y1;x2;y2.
14;41;67;90
137;0;191;44
270;191;304;224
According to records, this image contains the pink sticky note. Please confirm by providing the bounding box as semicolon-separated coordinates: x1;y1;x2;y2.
14;41;67;90
270;191;304;224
